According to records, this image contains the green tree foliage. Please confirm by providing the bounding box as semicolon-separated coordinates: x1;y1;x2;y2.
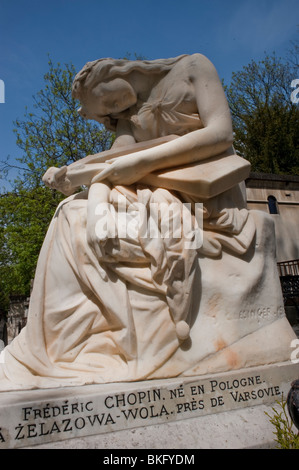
0;58;114;309
226;53;299;174
12;58;113;187
0;188;57;304
265;395;299;449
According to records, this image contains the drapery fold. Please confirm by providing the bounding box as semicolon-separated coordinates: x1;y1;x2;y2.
0;180;255;390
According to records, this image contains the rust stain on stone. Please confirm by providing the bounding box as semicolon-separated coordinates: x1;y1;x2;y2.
224;348;240;368
214;337;226;352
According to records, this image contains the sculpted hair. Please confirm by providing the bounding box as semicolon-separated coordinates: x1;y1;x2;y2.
72;55;188;100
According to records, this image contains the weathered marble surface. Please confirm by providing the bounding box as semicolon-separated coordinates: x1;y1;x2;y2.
0;362;297;448
0;54;296;390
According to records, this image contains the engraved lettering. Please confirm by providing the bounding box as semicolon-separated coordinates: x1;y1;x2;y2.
62;419;72;432
0;429;5;443
15;424;25;440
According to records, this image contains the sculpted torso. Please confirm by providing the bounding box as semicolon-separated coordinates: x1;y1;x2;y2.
121;58;204;142
79;55;203;139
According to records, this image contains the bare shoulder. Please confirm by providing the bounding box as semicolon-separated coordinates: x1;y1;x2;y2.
179;53;220;83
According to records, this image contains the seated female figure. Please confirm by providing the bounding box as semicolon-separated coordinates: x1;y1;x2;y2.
0;55;261;390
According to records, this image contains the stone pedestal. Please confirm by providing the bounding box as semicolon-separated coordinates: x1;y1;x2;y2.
0;361;297;449
24;404;286;450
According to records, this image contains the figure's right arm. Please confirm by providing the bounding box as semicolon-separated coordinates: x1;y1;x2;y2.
42;119;136;194
110;119;136;148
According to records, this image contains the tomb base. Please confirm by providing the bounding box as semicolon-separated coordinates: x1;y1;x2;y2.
0;361;298;449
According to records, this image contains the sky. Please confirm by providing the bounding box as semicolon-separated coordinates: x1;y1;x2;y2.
0;0;298;190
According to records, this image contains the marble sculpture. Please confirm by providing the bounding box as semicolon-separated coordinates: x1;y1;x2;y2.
0;54;296;390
